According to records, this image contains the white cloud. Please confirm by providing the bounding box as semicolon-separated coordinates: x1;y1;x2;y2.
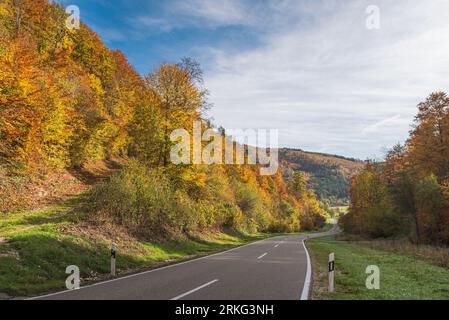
123;0;449;158
199;0;449;159
172;0;253;26
361;115;404;135
136;17;174;33
132;0;259;32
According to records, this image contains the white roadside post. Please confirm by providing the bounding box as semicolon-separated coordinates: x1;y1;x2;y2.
111;243;117;277
328;252;335;293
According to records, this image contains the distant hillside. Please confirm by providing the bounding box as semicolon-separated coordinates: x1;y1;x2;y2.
279;148;365;205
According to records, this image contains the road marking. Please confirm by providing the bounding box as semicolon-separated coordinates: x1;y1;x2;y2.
300;238;312;301
171;279;219;301
28;236;285;300
257;252;268;260
274;244;280;248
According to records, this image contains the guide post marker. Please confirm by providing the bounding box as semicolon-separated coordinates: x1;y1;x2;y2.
329;252;335;293
111;243;117;277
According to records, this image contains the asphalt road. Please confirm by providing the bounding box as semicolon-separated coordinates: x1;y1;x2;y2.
34;227;338;300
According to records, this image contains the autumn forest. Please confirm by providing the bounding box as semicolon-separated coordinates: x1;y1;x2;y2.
0;0;328;240
342;92;449;245
2;0;449;247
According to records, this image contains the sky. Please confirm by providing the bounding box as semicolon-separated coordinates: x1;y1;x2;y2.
56;0;449;159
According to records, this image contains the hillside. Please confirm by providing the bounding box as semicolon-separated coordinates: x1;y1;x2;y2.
279;148;364;205
0;1;328;238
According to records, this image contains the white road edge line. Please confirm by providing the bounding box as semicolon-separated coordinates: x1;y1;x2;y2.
28;235;284;300
257;252;268;260
171;279;219;301
300;238;312;301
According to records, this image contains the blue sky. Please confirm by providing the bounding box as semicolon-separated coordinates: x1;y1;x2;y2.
56;0;449;159
57;0;262;72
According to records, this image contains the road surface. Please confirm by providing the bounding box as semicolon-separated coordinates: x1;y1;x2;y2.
34;226;339;300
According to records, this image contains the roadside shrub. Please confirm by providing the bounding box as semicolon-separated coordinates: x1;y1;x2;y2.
300;199;327;231
0;167;29;212
88;159;326;238
235;182;269;232
89;161;187;238
269;200;300;233
215;202;244;229
88;161;287;238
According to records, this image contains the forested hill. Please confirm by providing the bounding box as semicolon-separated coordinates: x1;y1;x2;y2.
0;0;328;235
279;148;364;205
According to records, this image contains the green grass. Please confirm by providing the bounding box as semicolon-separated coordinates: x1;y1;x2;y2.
307;236;449;300
332;206;349;214
0;197;277;297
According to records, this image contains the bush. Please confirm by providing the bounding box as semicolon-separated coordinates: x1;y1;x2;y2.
269;200;300;233
88;161;254;238
300;201;326;231
89;161;187;239
88;161;324;238
0;166;29;212
235;182;269;233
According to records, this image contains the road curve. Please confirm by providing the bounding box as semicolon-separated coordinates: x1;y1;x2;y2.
33;226;339;300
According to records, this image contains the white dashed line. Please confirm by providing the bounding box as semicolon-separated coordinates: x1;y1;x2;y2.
257;253;268;260
171;279;219;300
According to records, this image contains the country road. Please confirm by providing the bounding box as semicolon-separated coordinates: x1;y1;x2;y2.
33;226;339;300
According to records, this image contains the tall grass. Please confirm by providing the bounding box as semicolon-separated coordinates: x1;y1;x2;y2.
360;238;449;269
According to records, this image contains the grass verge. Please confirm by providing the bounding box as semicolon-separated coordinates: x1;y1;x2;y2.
0;197;278;298
307;236;449;300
